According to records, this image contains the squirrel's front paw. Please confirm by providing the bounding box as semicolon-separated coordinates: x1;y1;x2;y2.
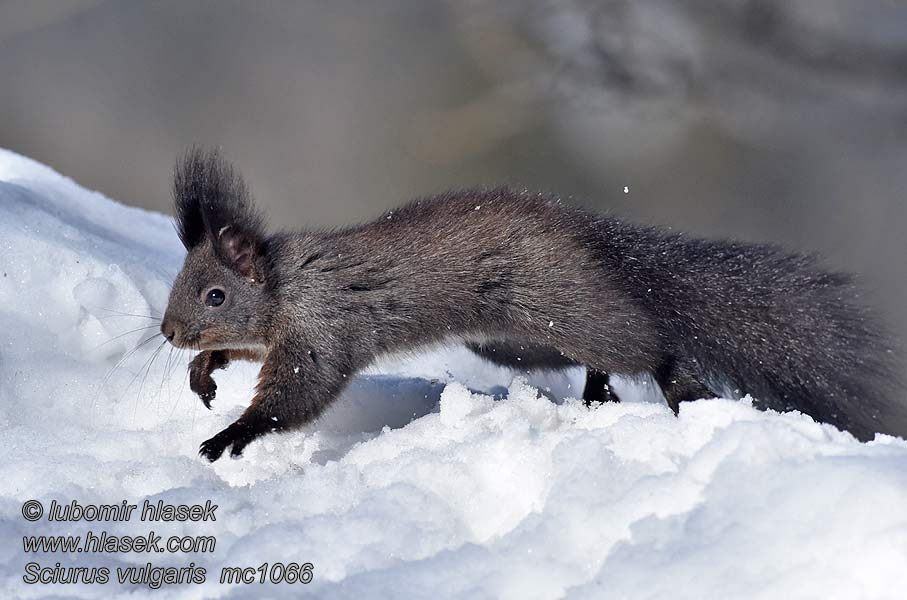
198;420;263;462
198;433;228;462
189;351;226;409
190;371;217;409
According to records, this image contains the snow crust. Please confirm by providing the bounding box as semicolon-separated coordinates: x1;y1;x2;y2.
1;148;906;599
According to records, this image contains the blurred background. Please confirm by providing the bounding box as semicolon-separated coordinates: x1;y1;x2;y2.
1;0;905;371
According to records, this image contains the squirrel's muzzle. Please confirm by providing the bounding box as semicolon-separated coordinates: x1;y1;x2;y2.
161;318;183;345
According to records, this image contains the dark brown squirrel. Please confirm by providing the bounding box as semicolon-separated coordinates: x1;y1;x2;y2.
160;148;905;462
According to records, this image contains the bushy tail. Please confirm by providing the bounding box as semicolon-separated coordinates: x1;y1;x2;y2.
682;248;904;440
607;223;907;441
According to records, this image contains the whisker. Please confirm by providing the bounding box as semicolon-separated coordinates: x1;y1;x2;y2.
122;340;165;397
116;342;160;420
93;324;162;351
90;305;163;319
166;349;191;422
157;345;175;415
94;314;162;322
130;340;167;424
101;333;164;388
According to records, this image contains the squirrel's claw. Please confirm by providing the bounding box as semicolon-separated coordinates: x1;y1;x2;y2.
198;435;228;462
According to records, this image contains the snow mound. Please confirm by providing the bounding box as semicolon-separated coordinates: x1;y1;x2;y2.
1;148;906;599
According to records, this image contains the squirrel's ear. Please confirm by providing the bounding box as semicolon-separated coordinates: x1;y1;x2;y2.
173;147;268;280
213;224;265;282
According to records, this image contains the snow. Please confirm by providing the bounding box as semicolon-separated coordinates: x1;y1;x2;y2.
2;148;906;599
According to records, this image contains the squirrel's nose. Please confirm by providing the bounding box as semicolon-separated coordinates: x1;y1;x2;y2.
161;319;180;343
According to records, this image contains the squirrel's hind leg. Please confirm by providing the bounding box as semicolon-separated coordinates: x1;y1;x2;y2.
582;369;621;406
654;357;715;414
466;341;620;405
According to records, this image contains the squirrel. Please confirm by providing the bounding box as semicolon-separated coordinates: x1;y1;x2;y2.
160;148;904;462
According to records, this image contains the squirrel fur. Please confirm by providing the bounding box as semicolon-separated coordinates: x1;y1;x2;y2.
160;148;904;461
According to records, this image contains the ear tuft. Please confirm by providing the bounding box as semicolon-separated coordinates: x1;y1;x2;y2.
172;147;268;280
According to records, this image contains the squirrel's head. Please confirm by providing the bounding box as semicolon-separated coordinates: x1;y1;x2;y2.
161;148;272;350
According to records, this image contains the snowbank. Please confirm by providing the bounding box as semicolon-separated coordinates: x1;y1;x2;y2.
1;148;906;599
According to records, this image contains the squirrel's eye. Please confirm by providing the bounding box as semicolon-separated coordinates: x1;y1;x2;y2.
205;288;226;307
